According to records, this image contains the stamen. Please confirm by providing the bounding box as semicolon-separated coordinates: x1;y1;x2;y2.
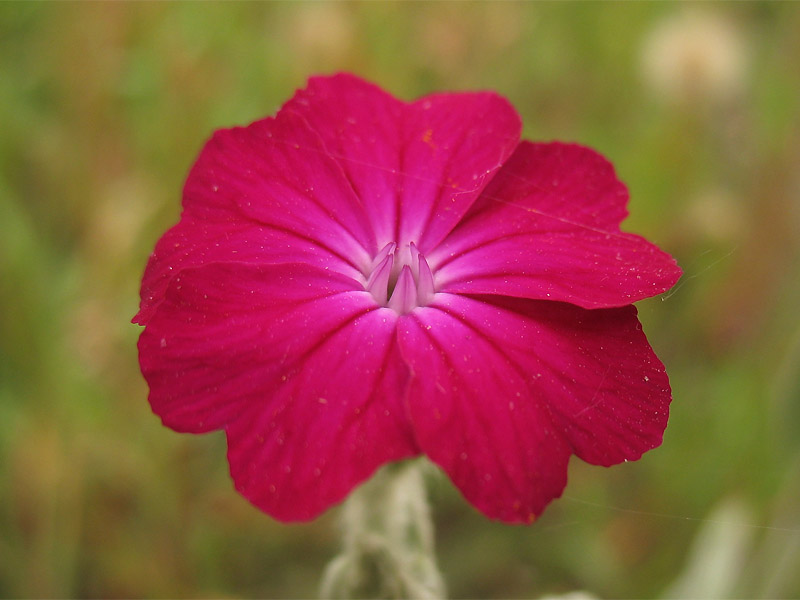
388;266;418;314
370;242;396;272
409;242;421;281
416;251;436;306
364;241;437;312
365;253;393;305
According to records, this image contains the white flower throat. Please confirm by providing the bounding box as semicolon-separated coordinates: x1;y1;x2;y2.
365;242;436;314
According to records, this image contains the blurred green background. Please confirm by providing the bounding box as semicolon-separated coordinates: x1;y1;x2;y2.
2;2;799;598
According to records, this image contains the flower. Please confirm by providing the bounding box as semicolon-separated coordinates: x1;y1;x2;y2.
134;74;681;524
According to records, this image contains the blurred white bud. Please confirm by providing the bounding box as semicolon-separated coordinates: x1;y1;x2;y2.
287;3;354;65
661;498;754;599
685;188;745;244
641;10;748;104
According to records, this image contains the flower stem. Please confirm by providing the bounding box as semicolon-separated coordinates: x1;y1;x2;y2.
320;461;446;599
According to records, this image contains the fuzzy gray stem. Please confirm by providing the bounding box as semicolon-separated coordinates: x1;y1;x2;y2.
319;461;446;600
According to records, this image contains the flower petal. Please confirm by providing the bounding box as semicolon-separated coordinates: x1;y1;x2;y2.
224;313;420;521
283;73;522;252
397;299;569;524
139;261;367;432
430;142;682;308
138;260;419;521
187;109;376;262
135;105;381;325
397;294;671;523
134;217;361;325
471;295;672;467
226;317;418;521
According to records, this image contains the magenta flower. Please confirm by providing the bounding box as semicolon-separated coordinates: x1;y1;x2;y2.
134;74;681;524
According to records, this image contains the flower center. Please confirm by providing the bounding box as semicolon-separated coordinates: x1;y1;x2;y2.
365;242;436;314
